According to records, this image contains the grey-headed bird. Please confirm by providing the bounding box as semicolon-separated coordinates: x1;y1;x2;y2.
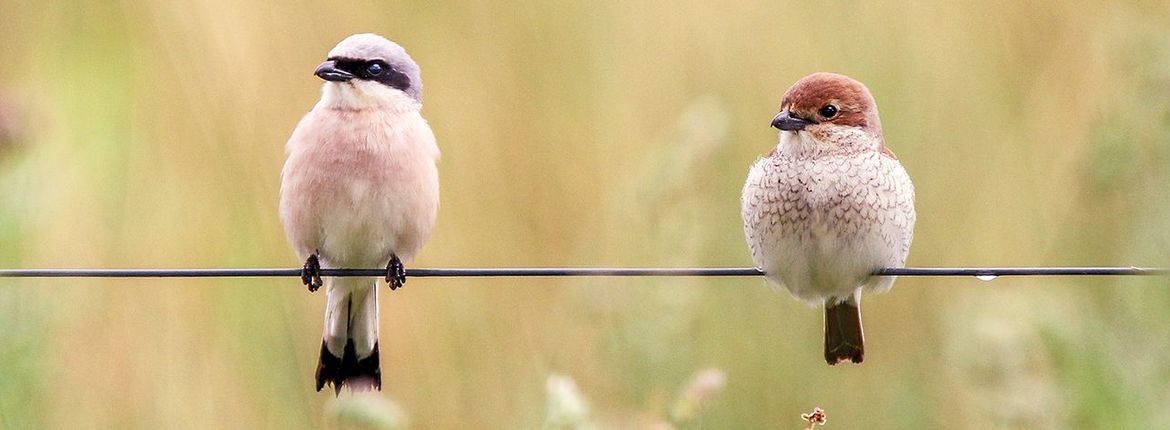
741;73;915;365
280;33;439;393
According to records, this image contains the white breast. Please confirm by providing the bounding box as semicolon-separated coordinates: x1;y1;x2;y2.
279;106;440;268
741;132;915;305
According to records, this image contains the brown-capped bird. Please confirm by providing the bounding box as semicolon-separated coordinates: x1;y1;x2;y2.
741;73;915;364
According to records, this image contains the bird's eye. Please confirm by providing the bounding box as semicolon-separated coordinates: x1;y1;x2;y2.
819;105;838;119
366;62;384;76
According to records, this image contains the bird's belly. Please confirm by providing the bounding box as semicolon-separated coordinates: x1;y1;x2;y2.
327;175;436;265
749;169;898;303
316;181;401;266
283;156;438;268
764;220;888;303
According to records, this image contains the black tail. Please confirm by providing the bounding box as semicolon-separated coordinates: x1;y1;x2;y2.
316;339;382;394
824;301;864;365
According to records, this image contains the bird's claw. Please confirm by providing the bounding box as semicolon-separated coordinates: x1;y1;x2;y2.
386;255;406;290
302;253;323;292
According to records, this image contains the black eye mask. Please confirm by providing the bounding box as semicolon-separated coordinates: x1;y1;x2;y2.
328;57;412;93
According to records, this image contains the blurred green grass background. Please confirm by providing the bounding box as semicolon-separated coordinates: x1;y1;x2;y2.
1;0;1169;428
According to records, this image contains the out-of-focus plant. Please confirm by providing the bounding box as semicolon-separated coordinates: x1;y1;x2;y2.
543;369;727;429
327;393;409;430
669;368;727;426
801;407;827;429
543;374;595;430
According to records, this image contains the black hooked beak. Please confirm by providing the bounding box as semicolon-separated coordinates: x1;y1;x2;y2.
315;60;354;82
771;110;810;131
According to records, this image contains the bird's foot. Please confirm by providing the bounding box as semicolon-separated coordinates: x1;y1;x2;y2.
301;252;323;292
386;255;406;290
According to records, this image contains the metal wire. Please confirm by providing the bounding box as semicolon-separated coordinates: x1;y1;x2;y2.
0;266;1167;278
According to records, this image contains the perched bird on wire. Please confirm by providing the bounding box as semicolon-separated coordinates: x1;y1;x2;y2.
741;73;915;364
280;33;440;393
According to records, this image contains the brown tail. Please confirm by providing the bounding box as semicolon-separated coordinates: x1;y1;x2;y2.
824;301;864;365
316;339;382;394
